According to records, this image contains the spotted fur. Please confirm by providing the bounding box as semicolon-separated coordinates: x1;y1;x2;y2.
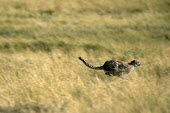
78;56;141;76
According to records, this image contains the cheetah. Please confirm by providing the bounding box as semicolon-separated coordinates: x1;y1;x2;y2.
78;56;141;76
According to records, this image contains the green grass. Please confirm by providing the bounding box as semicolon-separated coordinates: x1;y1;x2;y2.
0;0;169;113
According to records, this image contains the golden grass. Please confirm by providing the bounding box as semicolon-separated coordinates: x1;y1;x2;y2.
0;0;169;112
0;49;169;113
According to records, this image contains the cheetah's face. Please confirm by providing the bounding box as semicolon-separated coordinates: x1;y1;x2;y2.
130;60;141;67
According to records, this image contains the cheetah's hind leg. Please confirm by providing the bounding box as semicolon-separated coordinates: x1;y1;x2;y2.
105;71;115;76
105;71;111;76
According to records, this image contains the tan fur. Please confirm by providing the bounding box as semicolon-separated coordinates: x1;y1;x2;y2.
78;57;141;76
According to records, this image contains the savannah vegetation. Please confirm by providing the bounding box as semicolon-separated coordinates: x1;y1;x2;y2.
0;0;169;113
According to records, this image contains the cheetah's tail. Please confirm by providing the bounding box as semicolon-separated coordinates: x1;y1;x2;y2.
78;56;103;70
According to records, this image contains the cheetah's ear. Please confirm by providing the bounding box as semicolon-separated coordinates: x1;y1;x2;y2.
131;60;136;62
133;59;138;62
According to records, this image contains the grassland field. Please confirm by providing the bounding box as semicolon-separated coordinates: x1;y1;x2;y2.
0;0;170;113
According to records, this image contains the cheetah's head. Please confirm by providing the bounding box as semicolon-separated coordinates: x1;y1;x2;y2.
129;60;141;67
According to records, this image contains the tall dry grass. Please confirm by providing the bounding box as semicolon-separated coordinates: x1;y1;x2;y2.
0;49;169;113
0;0;169;113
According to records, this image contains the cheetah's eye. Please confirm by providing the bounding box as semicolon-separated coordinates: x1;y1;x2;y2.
136;63;141;66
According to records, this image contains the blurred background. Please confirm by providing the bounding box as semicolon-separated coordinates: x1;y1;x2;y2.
0;0;169;113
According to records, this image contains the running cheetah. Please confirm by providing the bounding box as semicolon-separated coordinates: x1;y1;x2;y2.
78;56;141;76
